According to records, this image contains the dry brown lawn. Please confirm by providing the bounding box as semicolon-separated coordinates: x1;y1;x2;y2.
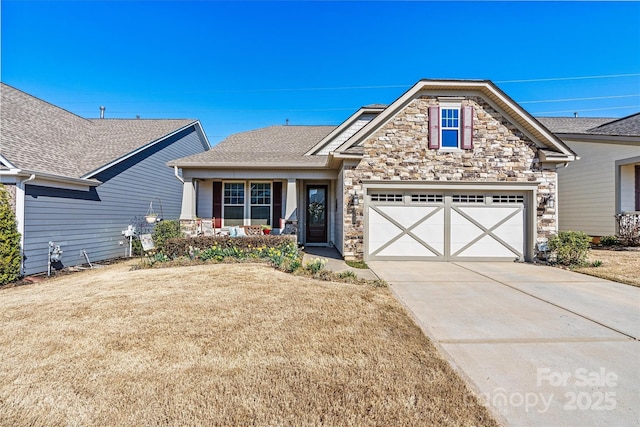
0;261;497;426
573;248;640;287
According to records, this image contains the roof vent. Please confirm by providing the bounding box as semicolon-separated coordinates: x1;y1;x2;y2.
100;106;105;119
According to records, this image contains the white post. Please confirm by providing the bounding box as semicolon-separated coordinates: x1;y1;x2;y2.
179;178;197;220
284;178;298;221
15;175;35;276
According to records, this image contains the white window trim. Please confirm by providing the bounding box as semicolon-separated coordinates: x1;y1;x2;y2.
222;181;245;227
222;181;274;227
440;102;461;151
249;181;272;226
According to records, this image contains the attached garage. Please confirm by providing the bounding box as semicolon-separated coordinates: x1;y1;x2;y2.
364;184;537;262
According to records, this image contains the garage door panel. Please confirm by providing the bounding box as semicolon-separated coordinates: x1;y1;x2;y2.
412;213;445;255
376;206;439;229
368;209;403;253
450;209;484;254
366;191;527;261
377;234;440;257
455;235;520;258
493;215;525;252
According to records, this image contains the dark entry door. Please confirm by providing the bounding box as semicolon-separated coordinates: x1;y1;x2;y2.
306;185;327;243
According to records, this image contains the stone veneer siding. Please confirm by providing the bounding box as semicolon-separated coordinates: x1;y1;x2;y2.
342;96;557;260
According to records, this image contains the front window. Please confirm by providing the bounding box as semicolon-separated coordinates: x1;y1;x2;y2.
441;108;460;148
223;182;244;226
250;183;271;226
222;182;273;227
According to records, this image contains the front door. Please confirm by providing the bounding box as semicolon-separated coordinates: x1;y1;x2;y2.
306;185;327;243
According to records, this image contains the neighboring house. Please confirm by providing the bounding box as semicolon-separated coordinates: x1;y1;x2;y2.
539;114;640;237
170;79;576;262
0;83;210;275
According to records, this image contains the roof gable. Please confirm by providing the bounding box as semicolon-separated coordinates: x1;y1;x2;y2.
333;79;577;161
0;83;200;179
305;105;385;156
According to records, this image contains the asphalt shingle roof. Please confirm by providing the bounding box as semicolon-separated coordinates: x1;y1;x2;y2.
170;125;335;168
536;117;616;134
1;83;196;178
586;113;640;136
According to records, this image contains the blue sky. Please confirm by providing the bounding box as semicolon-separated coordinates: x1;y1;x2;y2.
2;1;639;145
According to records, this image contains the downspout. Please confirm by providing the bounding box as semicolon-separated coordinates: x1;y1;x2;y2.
16;174;36;276
174;166;184;183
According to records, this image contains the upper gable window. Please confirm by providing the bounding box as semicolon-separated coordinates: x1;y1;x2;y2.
429;104;474;150
441;108;460;148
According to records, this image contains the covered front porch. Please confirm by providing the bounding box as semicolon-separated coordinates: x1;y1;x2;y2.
176;168;341;249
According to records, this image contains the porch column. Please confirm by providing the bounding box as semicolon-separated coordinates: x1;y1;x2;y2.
179;178;197;220
284;178;298;220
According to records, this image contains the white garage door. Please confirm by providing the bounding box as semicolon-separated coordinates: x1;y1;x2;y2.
366;192;526;261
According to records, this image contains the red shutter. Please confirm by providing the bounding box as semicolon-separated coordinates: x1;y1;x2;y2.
213;181;222;228
461;105;474;150
428;106;440;149
272;181;282;227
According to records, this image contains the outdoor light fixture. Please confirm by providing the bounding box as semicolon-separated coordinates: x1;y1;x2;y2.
539;194;555;209
352;194;360;206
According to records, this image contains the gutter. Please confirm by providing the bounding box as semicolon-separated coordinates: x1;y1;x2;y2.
1;169;101;187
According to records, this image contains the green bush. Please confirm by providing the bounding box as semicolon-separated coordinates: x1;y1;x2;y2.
548;231;591;266
161;235;300;271
599;235;619;246
152;220;182;252
0;184;21;285
304;258;327;274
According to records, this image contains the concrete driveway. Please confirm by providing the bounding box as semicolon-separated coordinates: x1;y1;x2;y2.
369;261;640;427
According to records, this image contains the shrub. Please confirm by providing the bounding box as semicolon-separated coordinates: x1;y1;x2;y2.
599;235;619;246
548;231;591;266
0;184;22;285
163;235;297;259
304;258;327;274
615;213;640;246
152;220;182;252
161;235;300;271
336;270;358;283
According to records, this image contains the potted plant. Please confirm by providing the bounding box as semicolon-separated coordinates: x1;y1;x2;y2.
145;201;160;223
261;224;272;235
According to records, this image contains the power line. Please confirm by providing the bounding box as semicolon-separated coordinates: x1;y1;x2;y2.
519;94;640;104
48;72;640;102
532;105;640;115
496;73;640;84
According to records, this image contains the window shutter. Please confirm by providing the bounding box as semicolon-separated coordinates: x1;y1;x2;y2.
272;181;282;227
461;105;474;150
213;181;222;228
428;106;440;149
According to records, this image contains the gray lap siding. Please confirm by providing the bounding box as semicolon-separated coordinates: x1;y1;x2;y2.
22;126;206;275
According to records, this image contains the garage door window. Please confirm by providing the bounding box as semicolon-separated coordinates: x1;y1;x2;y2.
493;195;524;204
452;194;485;203
370;193;403;202
411;194;444;203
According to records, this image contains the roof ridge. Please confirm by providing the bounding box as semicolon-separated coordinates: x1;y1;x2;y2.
588;112;640;131
1;82;92;124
